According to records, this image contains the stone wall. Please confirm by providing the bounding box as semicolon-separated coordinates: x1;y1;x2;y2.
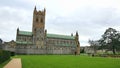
15;46;75;55
16;48;47;54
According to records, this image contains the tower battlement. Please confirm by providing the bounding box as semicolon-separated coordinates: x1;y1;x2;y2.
34;6;46;15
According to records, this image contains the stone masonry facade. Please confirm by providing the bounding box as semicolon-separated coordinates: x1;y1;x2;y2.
3;6;80;55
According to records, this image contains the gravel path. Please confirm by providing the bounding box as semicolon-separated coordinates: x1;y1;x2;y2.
3;58;22;68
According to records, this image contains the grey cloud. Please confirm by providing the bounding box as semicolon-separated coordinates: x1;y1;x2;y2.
1;0;120;46
0;6;32;41
46;7;120;46
0;0;33;10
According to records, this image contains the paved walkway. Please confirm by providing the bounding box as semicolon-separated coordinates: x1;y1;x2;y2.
3;58;22;68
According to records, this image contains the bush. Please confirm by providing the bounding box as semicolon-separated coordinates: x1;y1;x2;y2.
0;49;11;64
80;48;85;53
10;52;15;56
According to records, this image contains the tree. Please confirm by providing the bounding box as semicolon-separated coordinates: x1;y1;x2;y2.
80;48;85;53
88;40;99;54
99;28;120;54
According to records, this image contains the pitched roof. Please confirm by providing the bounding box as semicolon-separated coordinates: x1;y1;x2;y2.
47;33;75;40
18;31;75;40
18;31;32;36
16;41;32;44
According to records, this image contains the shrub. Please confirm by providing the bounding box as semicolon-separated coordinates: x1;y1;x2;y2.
0;49;11;64
10;52;15;56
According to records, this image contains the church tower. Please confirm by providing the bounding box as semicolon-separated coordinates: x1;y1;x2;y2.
32;6;46;48
75;31;80;55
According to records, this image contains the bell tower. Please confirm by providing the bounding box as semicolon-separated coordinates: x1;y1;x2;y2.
32;6;46;48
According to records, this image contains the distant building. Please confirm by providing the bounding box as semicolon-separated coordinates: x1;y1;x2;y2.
3;6;80;55
84;46;94;54
3;40;16;52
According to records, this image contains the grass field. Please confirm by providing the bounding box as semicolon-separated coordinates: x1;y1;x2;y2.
14;55;120;68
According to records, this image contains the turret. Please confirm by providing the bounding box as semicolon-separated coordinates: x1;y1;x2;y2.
75;31;80;55
45;29;47;37
71;33;73;36
17;28;19;35
16;28;19;41
75;31;79;41
44;8;46;15
34;6;37;14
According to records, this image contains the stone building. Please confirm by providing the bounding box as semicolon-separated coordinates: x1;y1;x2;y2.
3;40;16;52
4;6;80;55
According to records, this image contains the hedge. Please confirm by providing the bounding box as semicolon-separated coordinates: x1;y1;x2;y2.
11;51;15;56
0;49;11;64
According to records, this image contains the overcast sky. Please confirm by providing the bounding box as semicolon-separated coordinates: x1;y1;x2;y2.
0;0;120;46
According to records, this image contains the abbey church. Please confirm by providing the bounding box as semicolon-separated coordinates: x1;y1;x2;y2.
3;7;80;55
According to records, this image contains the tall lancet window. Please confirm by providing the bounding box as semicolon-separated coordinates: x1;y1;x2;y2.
36;18;38;22
41;18;43;23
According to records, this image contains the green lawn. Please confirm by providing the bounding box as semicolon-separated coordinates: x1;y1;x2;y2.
15;55;120;68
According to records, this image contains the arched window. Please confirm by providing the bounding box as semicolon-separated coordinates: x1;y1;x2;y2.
36;18;38;22
37;38;39;41
41;18;43;23
34;28;36;32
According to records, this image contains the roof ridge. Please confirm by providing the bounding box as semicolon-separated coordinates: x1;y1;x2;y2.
47;33;73;37
18;30;32;36
19;30;32;33
47;33;75;40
